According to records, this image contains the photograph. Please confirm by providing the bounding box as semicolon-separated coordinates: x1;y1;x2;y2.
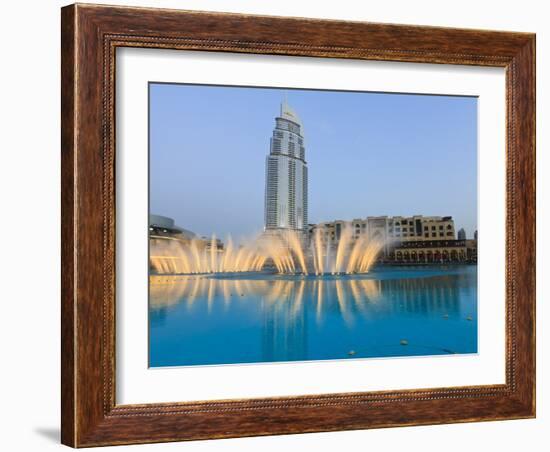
148;83;479;367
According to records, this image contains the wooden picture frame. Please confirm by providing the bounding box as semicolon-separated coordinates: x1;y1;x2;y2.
61;3;535;447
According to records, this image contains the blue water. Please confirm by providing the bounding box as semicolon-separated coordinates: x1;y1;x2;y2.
149;265;477;367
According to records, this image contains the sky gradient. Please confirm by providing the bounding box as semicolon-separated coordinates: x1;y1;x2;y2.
149;83;477;241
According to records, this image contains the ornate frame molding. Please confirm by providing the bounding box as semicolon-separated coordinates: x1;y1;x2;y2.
62;4;535;447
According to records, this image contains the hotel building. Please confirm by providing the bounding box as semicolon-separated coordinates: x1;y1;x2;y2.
264;101;308;235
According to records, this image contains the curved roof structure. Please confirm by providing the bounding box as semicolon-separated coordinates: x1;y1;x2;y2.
149;214;197;239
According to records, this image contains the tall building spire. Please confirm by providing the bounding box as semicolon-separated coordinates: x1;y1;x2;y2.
264;101;308;232
280;97;302;128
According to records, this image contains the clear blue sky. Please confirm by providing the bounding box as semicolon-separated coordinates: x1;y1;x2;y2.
150;83;477;241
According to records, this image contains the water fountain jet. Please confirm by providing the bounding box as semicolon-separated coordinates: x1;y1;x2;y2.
150;227;387;276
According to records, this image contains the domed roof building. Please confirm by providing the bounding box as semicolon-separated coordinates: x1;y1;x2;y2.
149;214;196;241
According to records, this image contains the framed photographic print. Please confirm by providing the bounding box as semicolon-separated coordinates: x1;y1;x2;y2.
61;3;536;447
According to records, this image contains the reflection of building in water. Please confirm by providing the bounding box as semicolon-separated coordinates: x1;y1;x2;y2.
379;273;469;317
149;275;189;309
262;283;308;363
149;273;471;318
149;271;473;362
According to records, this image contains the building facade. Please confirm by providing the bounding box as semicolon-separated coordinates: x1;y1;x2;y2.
149;214;197;247
390;239;467;264
264;101;308;233
309;215;455;246
307;215;475;264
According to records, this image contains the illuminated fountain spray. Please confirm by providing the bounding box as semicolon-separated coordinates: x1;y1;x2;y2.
309;226;386;275
150;225;387;276
150;236;266;275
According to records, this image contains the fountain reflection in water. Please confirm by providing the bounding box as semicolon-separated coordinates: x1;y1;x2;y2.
150;226;386;276
150;274;383;324
149;267;478;366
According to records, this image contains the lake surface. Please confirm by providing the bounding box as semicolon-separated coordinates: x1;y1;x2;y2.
149;265;477;367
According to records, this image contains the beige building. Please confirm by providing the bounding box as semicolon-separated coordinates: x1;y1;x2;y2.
465;239;478;263
390;239;467;263
306;215;473;264
309;215;455;246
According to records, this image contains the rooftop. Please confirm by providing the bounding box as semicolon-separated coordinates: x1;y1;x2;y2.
279;100;302;128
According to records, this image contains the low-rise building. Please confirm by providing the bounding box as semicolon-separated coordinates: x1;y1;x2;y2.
149;214;197;246
389;239;468;264
465;239;477;263
307;215;477;264
309;215;455;246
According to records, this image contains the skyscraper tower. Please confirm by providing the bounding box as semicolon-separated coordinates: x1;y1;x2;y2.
264;100;308;233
